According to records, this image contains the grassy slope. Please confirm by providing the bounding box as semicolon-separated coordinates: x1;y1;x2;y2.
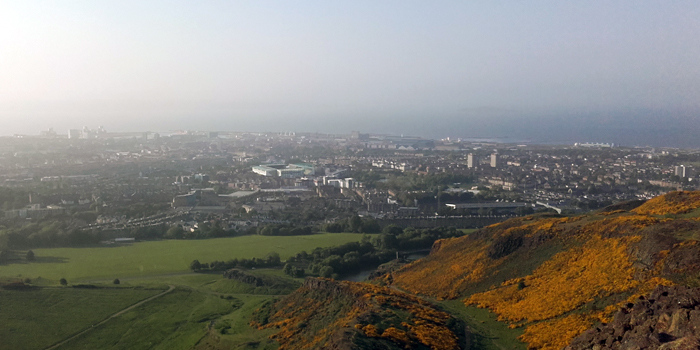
0;287;163;350
0;233;372;282
2;269;297;350
53;289;242;350
193;295;280;350
439;300;525;350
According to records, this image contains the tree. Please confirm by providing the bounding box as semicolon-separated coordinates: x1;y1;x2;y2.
283;263;293;275
59;278;67;286
349;215;363;233
382;224;404;235
361;219;381;233
190;260;202;271
266;252;281;266
164;225;184;239
113;278;120;285
26;250;35;261
319;266;334;278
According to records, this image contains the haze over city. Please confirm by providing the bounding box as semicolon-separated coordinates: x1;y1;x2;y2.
1;1;700;146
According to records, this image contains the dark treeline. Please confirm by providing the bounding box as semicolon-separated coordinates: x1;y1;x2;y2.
286;240;393;279
192;226;465;280
323;215;381;233
0;188;31;211
0;221;100;250
256;224;315;236
189;252;282;272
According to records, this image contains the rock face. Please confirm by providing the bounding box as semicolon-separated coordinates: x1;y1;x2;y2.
222;269;264;286
252;278;466;350
566;286;700;350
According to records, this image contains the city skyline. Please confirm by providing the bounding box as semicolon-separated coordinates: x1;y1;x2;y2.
2;1;700;147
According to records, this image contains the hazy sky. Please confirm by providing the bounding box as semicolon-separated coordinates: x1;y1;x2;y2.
1;1;700;145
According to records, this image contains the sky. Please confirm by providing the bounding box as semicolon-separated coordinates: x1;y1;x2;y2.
1;1;700;146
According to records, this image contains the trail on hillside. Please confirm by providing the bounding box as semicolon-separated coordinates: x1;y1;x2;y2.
44;285;175;350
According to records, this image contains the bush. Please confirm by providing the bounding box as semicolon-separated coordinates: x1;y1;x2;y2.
59;278;67;286
319;266;334;278
113;278;120;285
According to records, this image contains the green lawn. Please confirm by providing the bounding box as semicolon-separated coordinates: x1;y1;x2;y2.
0;287;163;350
0;233;371;282
54;288;243;350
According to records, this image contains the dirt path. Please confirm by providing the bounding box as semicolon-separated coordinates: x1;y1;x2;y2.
44;284;176;350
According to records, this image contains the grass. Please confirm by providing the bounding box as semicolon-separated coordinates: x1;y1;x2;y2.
439;299;526;350
54;288;243;350
0;233;373;282
1;270;293;350
0;287;163;350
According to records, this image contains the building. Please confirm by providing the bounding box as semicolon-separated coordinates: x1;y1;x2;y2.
675;165;693;178
172;188;221;208
490;153;498;168
68;129;81;139
467;153;474;168
252;165;278;177
252;163;309;178
4;204;66;219
290;163;316;175
326;177;355;189
277;167;305;178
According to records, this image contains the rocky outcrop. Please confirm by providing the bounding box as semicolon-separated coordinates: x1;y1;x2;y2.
367;258;410;281
600;199;647;213
253;278;466;350
222;269;264;286
566;286;700;350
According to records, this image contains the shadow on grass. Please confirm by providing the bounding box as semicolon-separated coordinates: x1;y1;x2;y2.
70;243;135;249
0;256;69;266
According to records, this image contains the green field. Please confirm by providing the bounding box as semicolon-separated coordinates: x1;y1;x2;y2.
53;288;247;350
52;290;242;350
0;233;371;282
1;267;303;350
0;287;164;350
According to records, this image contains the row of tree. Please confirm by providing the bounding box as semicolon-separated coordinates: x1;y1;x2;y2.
323;216;381;233
190;252;282;272
191;226;467;280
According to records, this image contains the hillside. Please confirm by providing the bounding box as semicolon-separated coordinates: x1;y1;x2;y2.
389;191;700;350
251;278;467;350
